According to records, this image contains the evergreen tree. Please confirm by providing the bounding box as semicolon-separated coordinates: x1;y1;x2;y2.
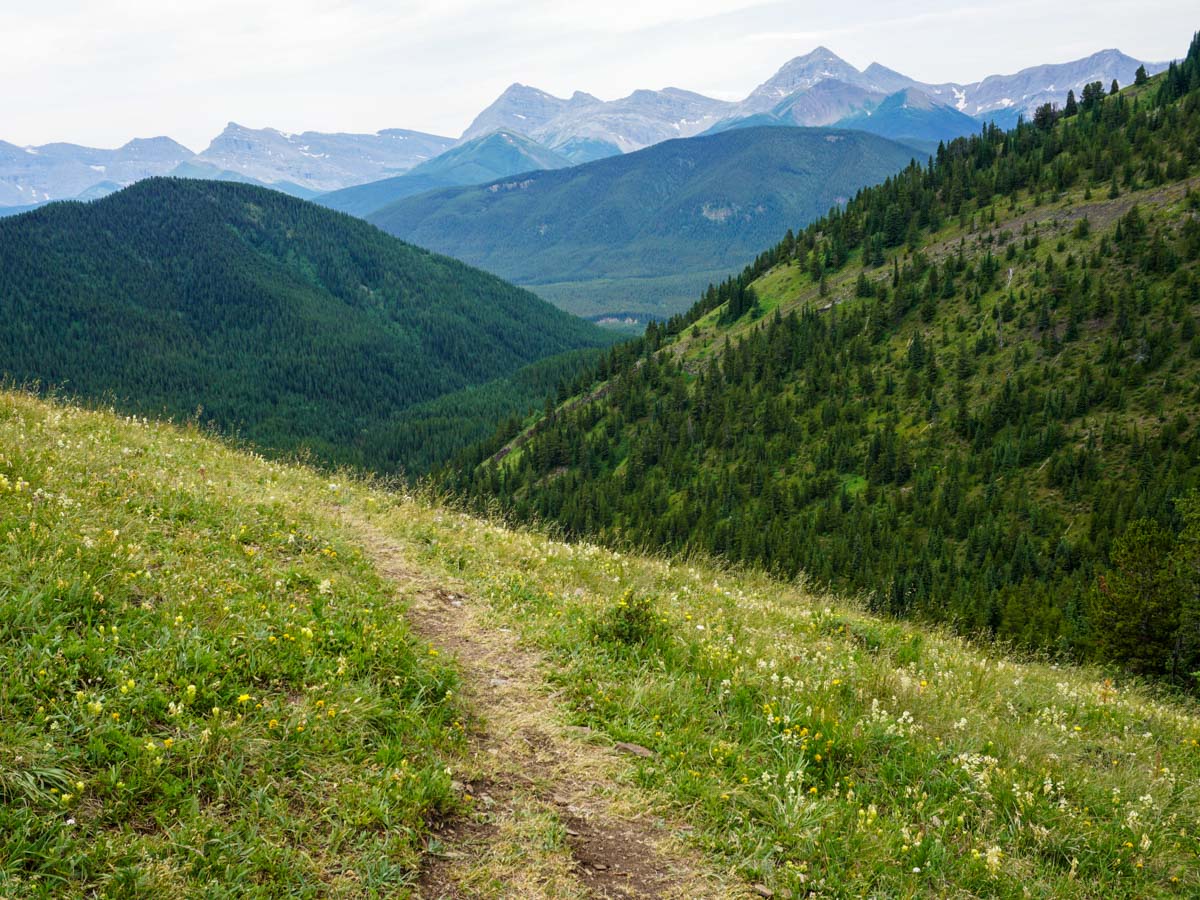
1093;520;1181;676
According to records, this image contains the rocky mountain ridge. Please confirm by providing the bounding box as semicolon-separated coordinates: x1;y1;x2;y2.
0;46;1168;208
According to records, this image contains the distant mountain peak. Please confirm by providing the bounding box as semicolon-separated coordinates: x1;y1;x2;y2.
461;84;577;141
860;62;919;95
796;45;843;61
500;83;559;99
118;136;194;155
739;47;865;113
774;45;858;75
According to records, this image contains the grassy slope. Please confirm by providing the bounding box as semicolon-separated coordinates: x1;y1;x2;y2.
0;392;462;897
5;390;1198;897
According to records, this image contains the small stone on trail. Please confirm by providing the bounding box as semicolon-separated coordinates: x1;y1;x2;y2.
615;741;655;758
752;885;774;898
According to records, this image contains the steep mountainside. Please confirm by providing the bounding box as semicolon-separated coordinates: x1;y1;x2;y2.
769;79;881;127
736;46;880;113
368;127;917;319
317;131;572;218
0;178;609;469
449;38;1200;681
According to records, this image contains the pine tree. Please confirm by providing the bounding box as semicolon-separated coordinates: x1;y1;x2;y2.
1093;519;1180;676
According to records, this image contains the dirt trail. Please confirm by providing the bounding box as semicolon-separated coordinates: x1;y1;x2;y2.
346;517;744;900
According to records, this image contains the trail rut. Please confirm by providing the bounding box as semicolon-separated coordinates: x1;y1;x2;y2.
346;517;743;900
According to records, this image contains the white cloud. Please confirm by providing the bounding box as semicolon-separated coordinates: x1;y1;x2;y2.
1;0;1194;150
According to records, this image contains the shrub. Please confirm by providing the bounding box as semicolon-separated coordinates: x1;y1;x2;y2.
592;590;665;648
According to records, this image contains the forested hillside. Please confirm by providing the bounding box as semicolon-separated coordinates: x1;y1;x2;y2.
0;178;611;471
449;35;1200;682
367;127;917;319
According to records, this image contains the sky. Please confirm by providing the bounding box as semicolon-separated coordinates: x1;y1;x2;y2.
2;0;1195;151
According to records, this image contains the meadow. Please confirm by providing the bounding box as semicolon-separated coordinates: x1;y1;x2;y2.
2;389;1197;897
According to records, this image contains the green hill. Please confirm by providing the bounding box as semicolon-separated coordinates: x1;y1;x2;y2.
448;36;1200;682
0;178;611;472
317;130;573;218
3;388;1200;897
367;127;918;319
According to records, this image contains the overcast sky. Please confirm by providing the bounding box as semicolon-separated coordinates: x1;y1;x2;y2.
3;0;1195;151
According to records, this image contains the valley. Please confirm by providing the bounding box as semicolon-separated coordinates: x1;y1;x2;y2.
0;178;613;473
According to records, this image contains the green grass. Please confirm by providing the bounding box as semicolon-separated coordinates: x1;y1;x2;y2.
0;393;462;897
5;389;1200;897
366;494;1200;899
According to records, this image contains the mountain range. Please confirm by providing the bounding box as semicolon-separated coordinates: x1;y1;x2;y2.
0;124;456;210
194;123;456;192
366;126;918;319
0;136;194;207
0;46;1167;211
